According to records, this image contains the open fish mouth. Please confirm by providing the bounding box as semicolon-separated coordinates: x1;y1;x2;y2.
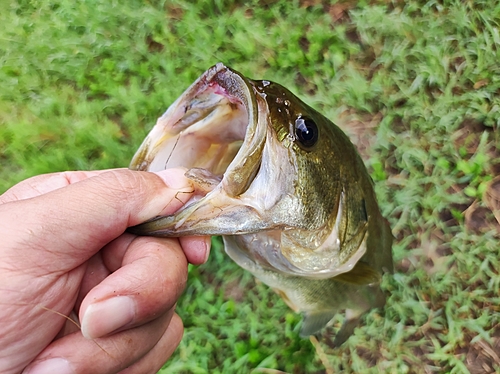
129;63;274;236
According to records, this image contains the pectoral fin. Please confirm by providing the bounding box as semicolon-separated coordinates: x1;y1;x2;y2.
333;261;381;286
299;311;335;337
330;309;363;347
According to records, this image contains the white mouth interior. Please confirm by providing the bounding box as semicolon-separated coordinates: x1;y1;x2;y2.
147;88;249;177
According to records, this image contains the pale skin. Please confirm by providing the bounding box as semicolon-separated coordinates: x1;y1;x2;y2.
0;168;211;374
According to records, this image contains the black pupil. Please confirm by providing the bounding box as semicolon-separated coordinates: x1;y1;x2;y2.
294;117;318;149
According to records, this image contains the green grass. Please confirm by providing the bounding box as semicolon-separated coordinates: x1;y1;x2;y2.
2;0;500;373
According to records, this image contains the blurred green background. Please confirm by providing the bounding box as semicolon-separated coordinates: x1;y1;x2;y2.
1;0;500;373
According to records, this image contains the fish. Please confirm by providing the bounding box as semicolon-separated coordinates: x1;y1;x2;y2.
128;63;393;346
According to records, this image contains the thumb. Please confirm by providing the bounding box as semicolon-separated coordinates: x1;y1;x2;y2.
0;169;195;273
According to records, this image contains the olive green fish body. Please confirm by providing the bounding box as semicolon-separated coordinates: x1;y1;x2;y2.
128;63;393;344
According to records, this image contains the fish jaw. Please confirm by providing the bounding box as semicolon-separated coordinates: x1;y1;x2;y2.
128;63;298;236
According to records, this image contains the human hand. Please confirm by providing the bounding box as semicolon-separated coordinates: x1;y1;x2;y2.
0;169;210;374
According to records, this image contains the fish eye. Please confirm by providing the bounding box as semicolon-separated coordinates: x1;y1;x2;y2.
294;116;318;150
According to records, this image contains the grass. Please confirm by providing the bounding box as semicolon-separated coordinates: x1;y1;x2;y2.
1;0;500;372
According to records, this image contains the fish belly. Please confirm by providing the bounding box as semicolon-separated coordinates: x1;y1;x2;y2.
223;236;385;344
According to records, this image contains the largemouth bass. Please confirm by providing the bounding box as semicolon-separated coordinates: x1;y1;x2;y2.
128;63;393;346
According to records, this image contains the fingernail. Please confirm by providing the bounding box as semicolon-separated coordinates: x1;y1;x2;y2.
81;296;136;339
154;168;190;189
23;358;75;374
203;237;211;263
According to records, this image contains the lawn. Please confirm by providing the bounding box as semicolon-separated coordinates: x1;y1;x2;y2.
1;0;500;373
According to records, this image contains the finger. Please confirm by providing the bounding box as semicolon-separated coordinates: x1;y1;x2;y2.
22;308;179;374
179;236;211;265
79;236;187;339
118;314;183;374
0;168;195;274
103;233;211;269
74;252;111;311
98;233;137;273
